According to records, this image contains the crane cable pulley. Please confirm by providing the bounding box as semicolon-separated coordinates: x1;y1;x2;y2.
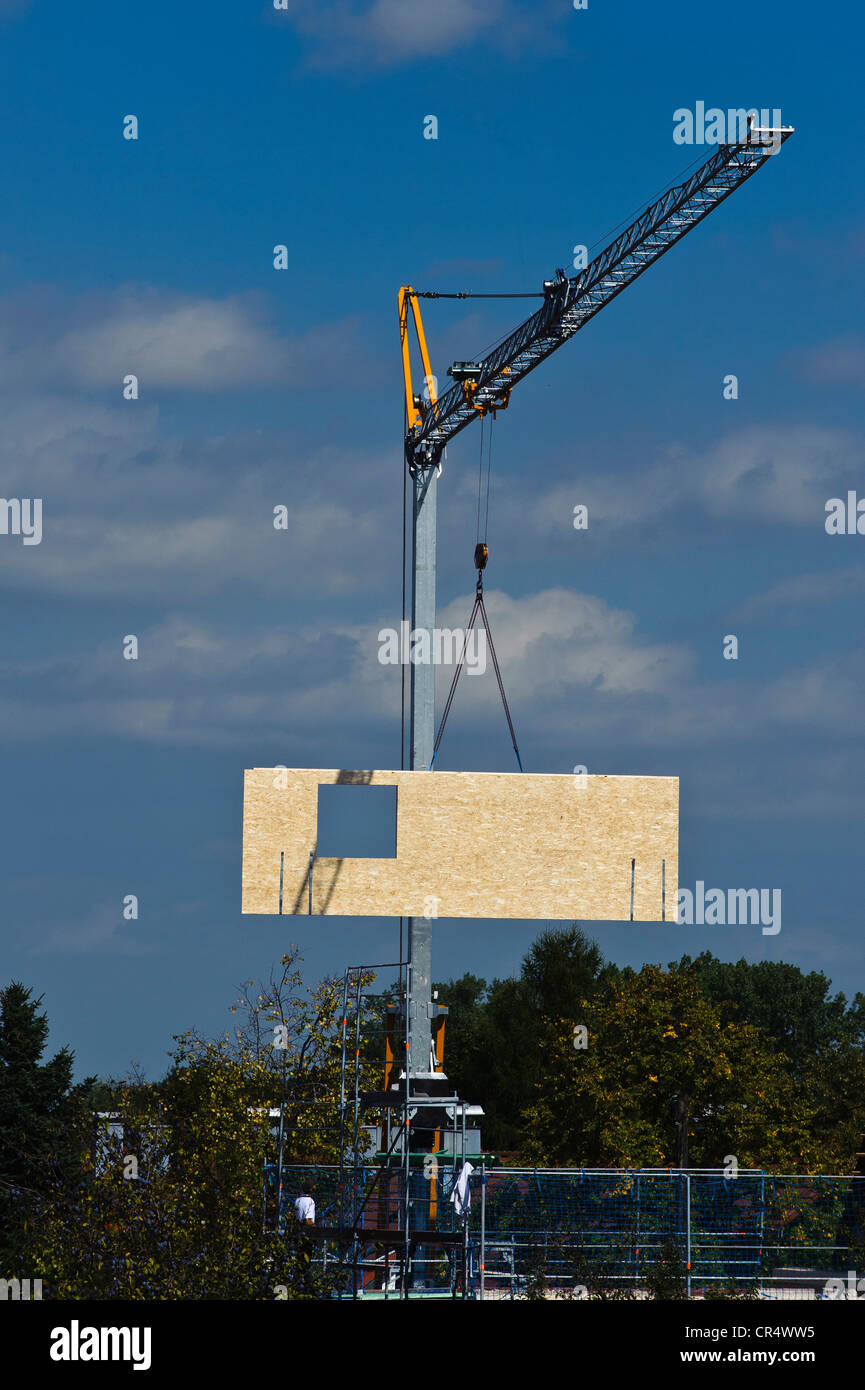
430;415;523;772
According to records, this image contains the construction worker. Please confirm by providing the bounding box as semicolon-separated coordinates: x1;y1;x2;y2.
292;1179;317;1296
293;1179;316;1227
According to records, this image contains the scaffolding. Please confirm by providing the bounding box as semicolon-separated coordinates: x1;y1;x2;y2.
264;959;482;1298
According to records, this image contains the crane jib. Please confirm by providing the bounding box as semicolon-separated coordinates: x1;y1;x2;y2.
406;130;793;469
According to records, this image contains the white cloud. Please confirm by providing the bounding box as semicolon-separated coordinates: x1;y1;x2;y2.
0;286;367;392
699;427;854;524
0;590;692;745
0;392;393;599
527;424;861;534
353;0;500;57
760;654;865;733
434;587;693;703
270;0;557;67
0;612;396;744
2;588;865;829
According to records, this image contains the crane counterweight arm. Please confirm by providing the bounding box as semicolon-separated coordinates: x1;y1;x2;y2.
399;285;439;435
403;126;793;472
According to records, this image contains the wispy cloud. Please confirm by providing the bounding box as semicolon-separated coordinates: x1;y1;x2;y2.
735;565;865;620
0;588;691;747
0;286;370;393
269;0;560;68
0;392;394;599
2;583;864;825
526;424;861;534
794;334;865;391
4;586;863;754
37;903;152;956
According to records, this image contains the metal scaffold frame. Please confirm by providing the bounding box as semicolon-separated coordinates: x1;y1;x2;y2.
263;960;476;1297
332;963;475;1299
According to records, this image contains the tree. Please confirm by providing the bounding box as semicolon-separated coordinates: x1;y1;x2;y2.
21;948;385;1298
521;926;604;1018
26;1036;328;1299
671;953;865;1074
522;964;819;1170
670;953;865;1170
436;926;605;1152
227;949;380;1163
0;982;93;1268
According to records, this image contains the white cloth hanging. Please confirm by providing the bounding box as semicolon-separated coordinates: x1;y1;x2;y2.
449;1161;475;1218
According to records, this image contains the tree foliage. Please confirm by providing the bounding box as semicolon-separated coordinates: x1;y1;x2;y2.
0;982;94;1268
436;933;865;1172
670;953;865;1073
435;926;604;1151
25;1035;326;1299
522;964;817;1169
223;949;379;1164
12;948;386;1299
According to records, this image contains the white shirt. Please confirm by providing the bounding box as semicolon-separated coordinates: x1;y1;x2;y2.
294;1194;315;1223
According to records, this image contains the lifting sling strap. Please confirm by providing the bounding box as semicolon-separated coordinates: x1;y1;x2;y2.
429;557;523;772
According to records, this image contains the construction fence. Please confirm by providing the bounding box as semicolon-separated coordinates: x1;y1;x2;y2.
272;1165;865;1300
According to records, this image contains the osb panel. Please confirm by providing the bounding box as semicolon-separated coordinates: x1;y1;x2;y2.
242;768;678;922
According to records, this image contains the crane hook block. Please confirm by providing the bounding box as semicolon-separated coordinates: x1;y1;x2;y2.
474;542;489;571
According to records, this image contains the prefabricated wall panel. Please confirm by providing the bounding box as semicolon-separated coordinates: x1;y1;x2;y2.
242;768;678;922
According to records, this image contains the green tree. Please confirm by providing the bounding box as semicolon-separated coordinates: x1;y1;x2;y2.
0;982;93;1268
26;1035;327;1299
671;953;865;1170
22;949;382;1298
799;1043;865;1172
521;925;604;1018
227;949;380;1163
522;964;818;1170
436;926;605;1152
672;953;865;1073
645;1237;687;1300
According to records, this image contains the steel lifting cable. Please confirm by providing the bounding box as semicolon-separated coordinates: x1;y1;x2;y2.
401;398;408;773
412;290;543;300
474;412;493;557
430;413;523;772
431;590;523;771
475;414;485;545
483;415;493;543
399;397;408;1000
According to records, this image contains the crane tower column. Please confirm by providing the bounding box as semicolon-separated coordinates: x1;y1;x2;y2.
407;459;437;1076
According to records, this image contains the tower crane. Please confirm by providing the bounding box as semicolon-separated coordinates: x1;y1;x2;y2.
396;119;794;1086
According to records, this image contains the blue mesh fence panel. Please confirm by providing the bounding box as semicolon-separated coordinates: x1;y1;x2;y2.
272;1166;865;1298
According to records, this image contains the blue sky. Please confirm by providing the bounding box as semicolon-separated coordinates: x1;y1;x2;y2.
1;0;863;1081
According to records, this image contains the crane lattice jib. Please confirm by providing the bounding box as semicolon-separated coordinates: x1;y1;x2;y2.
406;130;793;470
